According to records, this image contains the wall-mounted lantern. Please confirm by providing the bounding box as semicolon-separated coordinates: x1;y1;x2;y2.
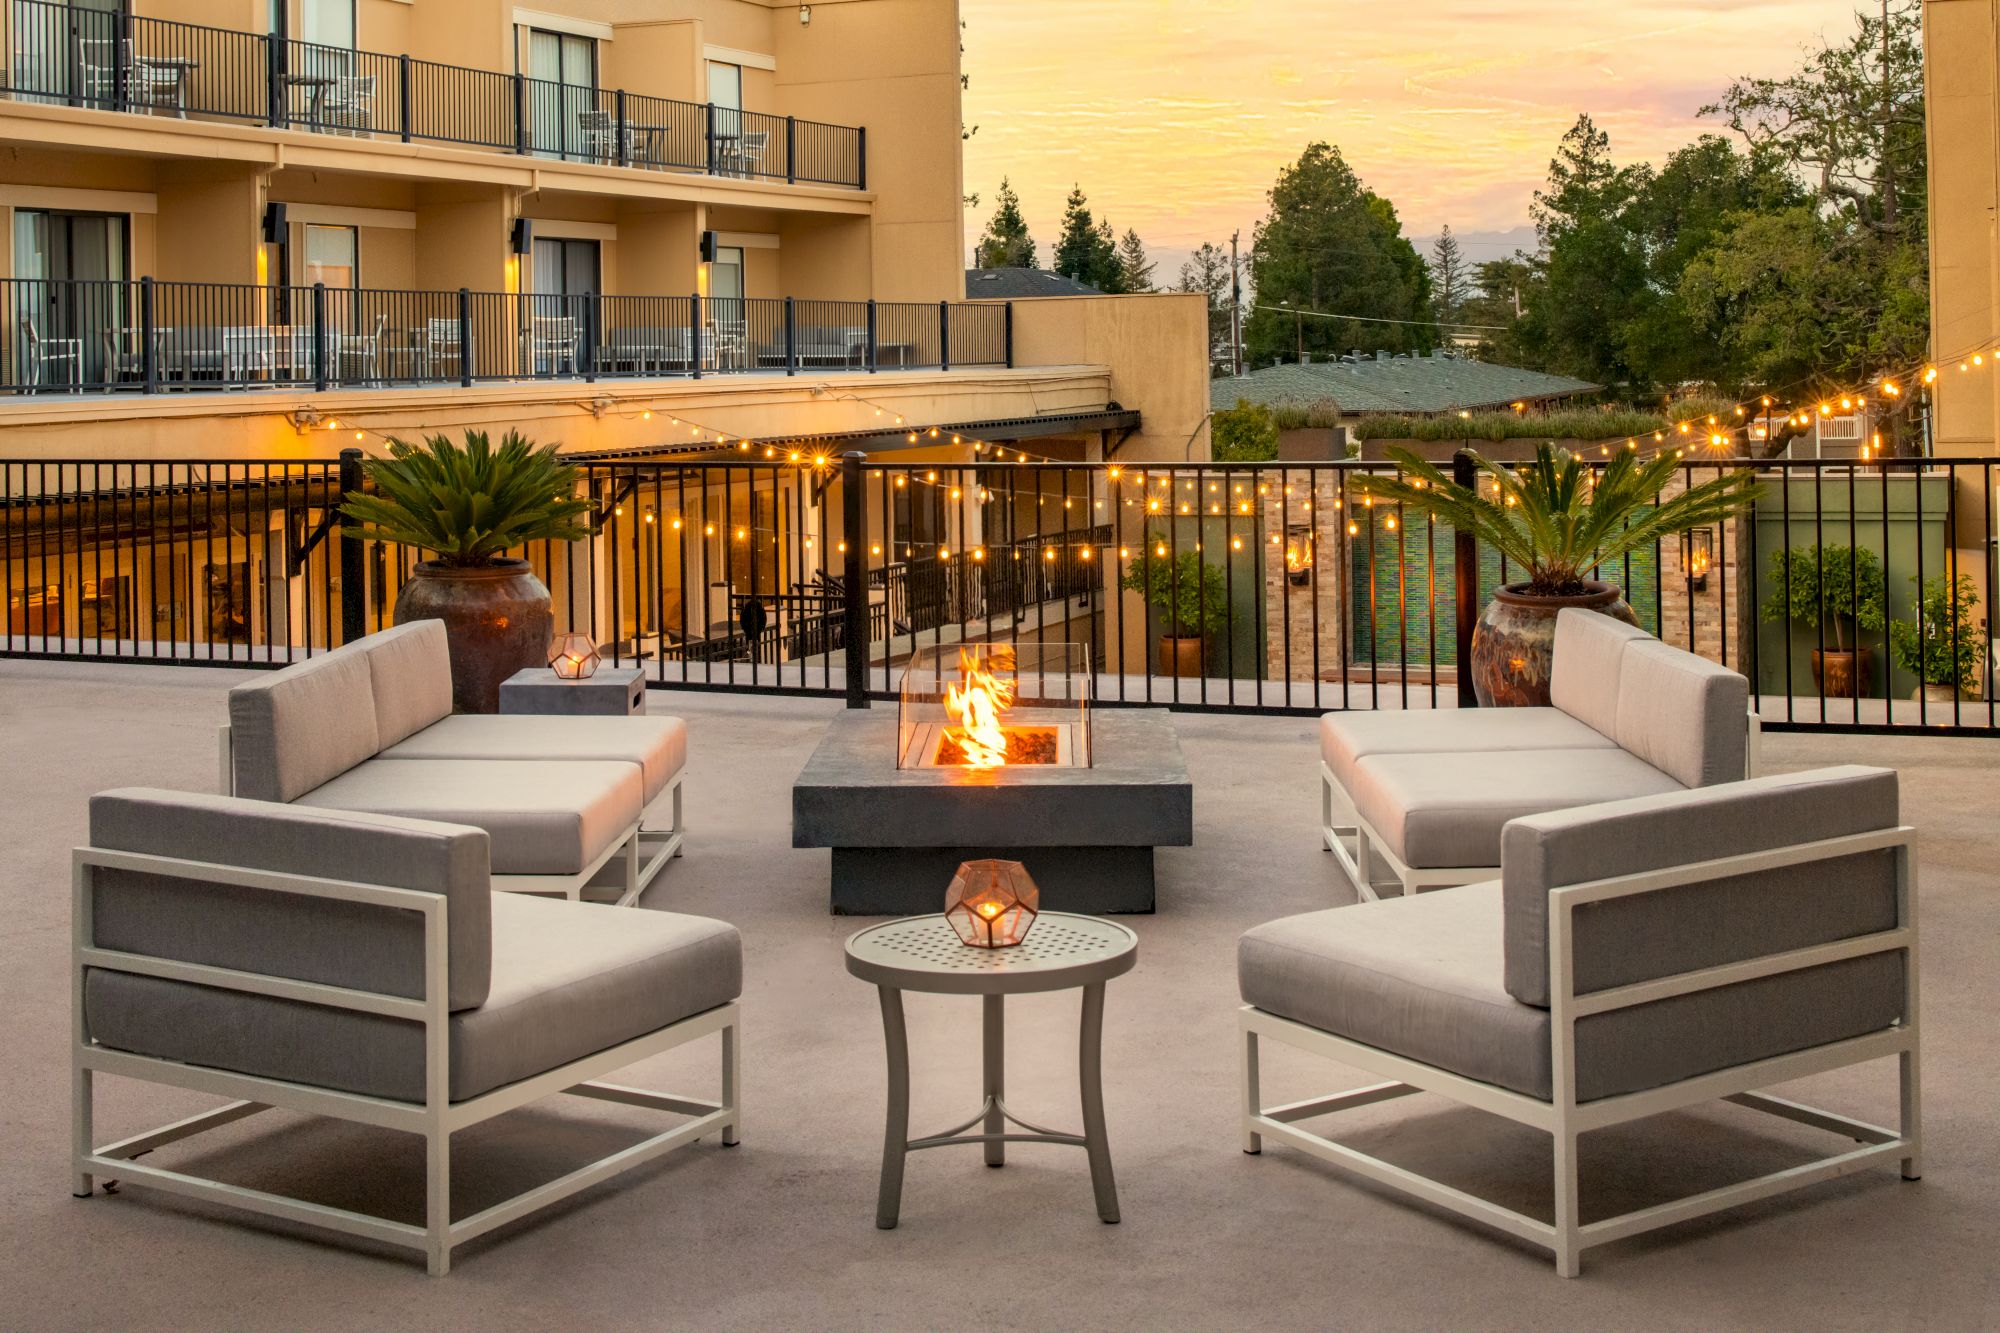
1682;528;1714;592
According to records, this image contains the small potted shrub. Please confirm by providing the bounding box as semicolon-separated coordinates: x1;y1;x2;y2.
1761;543;1886;698
341;430;592;712
1352;443;1758;706
1889;572;1983;703
1119;547;1228;678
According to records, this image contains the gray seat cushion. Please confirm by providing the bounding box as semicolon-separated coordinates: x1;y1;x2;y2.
295;758;641;876
1239;882;1906;1102
1348;748;1683;869
86;894;742;1103
383;714;688;804
1320;708;1614;792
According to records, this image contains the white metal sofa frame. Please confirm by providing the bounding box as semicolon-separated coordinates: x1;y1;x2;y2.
1320;613;1763;902
1243;822;1919;1277
71;842;740;1277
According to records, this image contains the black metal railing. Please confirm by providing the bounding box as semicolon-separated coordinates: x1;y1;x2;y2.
0;0;866;188
5;454;1993;735
0;279;1012;393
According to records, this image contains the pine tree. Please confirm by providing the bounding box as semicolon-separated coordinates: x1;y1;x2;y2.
1116;228;1156;293
1053;186;1104;289
975;177;1037;269
1090;219;1125;293
1176;241;1233;358
1430;225;1467;326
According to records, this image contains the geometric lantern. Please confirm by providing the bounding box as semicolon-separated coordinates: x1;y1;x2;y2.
549;631;601;680
1681;528;1714;593
944;859;1040;948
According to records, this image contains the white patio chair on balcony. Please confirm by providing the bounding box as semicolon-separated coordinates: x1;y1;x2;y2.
420;317;471;378
523;315;578;376
331;312;386;383
718;129;768;178
320;74;376;136
78;38;188;116
18;316;83;390
577;108;638;164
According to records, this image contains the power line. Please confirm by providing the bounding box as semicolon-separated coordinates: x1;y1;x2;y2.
1253;302;1508;332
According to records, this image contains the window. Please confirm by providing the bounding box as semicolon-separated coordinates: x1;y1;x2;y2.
303;224;358;288
527;28;596;158
709;245;745;304
300;0;355;48
708;60;743;145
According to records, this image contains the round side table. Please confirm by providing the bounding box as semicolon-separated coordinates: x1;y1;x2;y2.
844;912;1138;1229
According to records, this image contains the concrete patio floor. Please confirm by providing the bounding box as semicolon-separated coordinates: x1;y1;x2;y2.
1;658;1995;1331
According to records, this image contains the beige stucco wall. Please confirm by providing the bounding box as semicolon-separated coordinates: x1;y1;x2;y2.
1924;0;2000;456
1000;294;1215;463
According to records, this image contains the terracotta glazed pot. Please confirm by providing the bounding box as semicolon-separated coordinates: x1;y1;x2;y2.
1157;634;1205;679
395;558;553;713
1469;581;1639;708
1810;647;1872;700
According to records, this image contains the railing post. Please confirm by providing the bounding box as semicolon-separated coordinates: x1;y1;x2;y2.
939;300;950;372
841;450;870;708
397;54;412;142
268;0;289;126
338;448;367;646
311;282;329;392
690;292;702;381
615;89;628;167
110;8;128;111
704;101;716;174
866;299;877;374
139;277;156;394
1004;301;1014;368
1453;449;1478;709
65;9;82;109
784;295;796;376
856;125;866;191
513;71;528;154
785;115;796;184
456;287;472;387
582;295;597;383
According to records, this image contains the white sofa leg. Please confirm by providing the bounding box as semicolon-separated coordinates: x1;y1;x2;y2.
72;1064;94;1198
426;1127;451;1277
1900;1048;1922;1180
721;1017;741;1147
1241;1024;1262;1155
1553;1126;1581;1278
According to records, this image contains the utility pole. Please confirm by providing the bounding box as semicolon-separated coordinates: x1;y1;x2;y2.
1229;229;1242;378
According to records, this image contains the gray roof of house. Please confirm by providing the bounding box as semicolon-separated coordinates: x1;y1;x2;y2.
965;268;1100;298
1211;354;1598;415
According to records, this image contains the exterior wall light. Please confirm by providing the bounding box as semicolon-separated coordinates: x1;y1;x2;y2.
799;4;811;24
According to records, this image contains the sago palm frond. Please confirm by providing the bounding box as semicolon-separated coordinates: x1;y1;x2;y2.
339;430;593;567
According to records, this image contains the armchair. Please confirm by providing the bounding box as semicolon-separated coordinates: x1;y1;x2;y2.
1241;766;1918;1275
71;788;741;1275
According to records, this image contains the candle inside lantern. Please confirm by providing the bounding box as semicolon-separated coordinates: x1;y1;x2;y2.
548;632;600;681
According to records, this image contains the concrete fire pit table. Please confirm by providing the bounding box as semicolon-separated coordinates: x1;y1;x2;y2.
793;708;1193;915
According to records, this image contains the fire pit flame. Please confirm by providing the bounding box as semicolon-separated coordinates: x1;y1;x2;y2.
942;648;1016;769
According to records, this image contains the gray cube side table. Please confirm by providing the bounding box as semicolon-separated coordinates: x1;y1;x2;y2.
498;666;646;716
844;912;1138;1229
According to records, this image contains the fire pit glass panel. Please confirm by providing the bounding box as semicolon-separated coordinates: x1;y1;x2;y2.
897;643;1092;770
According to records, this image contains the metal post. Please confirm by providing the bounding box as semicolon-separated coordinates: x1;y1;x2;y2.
1453;450;1478;708
338;448;367;645
110;8;128;110
857;126;867;191
784;295;796;376
268;1;289;126
582;295;597;383
939;301;950;372
456;287;472;388
513;71;528;154
138;277;156;394
311;282;328;392
705;101;717;174
841;450;870;708
397;54;412;142
866;299;878;374
690;292;702;381
615;89;627;167
1004;301;1014;368
786;115;796;184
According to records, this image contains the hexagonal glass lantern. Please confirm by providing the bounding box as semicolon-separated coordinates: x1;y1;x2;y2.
549;632;601;680
944;859;1040;948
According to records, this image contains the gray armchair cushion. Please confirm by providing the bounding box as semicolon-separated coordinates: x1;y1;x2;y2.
1320;708;1613;793
85;894;741;1103
227;648;380;802
1610;640;1750;788
1501;766;1901;1007
295;758;642;876
1548;609;1649;737
1240;881;1906;1102
363;620;454;747
87;788;491;1011
384;714;688;803
1348;748;1682;869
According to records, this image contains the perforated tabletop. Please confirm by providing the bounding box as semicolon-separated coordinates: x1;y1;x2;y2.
844;912;1138;995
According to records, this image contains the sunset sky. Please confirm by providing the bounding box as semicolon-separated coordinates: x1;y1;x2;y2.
960;0;1872;276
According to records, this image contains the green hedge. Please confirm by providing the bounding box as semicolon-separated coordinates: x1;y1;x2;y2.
1351;396;1739;444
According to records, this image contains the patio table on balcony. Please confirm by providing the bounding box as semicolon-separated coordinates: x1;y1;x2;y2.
282;73;335;127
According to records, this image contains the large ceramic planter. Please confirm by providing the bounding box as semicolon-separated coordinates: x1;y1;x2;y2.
1810;647;1872;699
1157;634;1204;678
395;558;552;713
1469;581;1639;708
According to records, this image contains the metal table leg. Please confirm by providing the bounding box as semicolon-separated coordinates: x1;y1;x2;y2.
875;985;909;1229
984;994;1005;1167
1079;981;1120;1223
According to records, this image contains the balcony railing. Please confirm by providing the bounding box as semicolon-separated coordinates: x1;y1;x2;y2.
0;0;865;188
0;278;1011;393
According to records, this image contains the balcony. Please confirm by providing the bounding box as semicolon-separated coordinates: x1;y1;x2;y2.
0;0;865;189
1;279;1008;394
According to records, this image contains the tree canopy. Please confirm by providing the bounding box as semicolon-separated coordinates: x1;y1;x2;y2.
1053;185;1125;292
975;178;1036;269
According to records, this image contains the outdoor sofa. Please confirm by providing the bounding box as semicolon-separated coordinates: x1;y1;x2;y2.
1244;765;1920;1275
71;788;741;1275
1321;608;1759;899
219;621;685;906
